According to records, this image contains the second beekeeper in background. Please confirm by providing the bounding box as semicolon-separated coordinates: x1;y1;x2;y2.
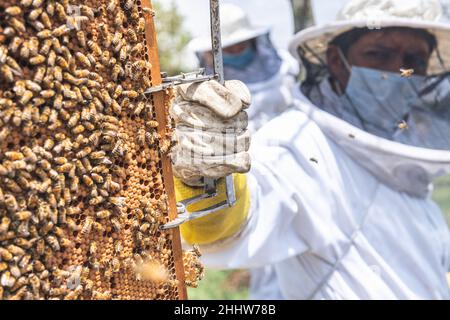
188;3;298;133
170;0;450;299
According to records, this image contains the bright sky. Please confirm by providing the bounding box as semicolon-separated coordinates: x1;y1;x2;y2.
170;0;295;50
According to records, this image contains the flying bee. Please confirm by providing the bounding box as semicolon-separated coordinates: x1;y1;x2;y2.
400;68;414;78
398;120;409;130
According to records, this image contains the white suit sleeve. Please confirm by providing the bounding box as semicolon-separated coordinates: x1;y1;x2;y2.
201;109;340;269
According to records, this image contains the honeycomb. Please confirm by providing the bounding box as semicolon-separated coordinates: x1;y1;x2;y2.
0;0;200;300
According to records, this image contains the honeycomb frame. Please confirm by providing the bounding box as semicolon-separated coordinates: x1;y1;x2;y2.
0;0;187;300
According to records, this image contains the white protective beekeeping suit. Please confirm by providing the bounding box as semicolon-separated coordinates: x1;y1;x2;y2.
171;0;450;299
188;3;299;134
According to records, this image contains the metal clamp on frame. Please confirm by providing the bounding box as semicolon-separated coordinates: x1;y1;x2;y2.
153;0;237;230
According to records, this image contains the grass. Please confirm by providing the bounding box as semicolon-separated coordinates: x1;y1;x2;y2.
189;175;450;300
187;269;249;300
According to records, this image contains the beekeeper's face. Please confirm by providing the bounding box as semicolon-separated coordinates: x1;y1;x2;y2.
327;28;434;91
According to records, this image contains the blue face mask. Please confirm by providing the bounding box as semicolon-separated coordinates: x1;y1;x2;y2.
223;46;256;69
340;66;427;137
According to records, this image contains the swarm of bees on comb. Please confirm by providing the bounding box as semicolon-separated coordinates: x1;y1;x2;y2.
0;0;203;300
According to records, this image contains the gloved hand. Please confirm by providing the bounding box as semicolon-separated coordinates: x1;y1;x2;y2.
171;80;252;186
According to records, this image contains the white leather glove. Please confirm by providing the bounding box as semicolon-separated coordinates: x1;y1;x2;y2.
171;80;252;186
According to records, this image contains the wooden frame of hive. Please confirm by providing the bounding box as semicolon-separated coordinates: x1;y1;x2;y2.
0;0;191;300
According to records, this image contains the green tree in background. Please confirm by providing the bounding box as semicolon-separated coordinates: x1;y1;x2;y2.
153;0;191;75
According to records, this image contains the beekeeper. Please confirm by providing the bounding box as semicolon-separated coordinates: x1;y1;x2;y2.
189;3;298;133
171;0;450;299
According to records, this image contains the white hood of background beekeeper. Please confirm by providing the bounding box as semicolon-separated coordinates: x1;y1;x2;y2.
188;3;299;133
290;0;450;198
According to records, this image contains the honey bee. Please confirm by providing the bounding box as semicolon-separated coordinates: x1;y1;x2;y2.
5;178;22;193
89;195;105;206
109;196;125;208
96;209;111;219
5;6;22;16
91;173;104;184
0;216;11;235
81;216;94;237
40;11;52;28
88;131;102;147
111;257;120;273
32;0;44;8
92;290;112;300
75;52;91;68
9;18;26;33
133;101;145;115
398;120;409;130
138;17;146;33
145;131;159;146
0;262;8;274
44;235;60;251
1;65;14;83
87;40;102;56
400;68;414;78
76;146;92;159
111;64;124;81
0;247;13;262
29;54;46;65
82;174;94;187
112;140;126;157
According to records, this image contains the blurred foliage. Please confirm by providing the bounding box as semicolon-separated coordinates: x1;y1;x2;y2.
290;0;313;31
153;0;191;75
188;269;250;300
432;175;450;226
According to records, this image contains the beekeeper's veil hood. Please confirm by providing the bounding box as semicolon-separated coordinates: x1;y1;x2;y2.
289;0;450;74
289;0;450;198
189;3;270;53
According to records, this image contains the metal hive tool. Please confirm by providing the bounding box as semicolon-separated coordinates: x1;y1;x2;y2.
0;0;201;300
